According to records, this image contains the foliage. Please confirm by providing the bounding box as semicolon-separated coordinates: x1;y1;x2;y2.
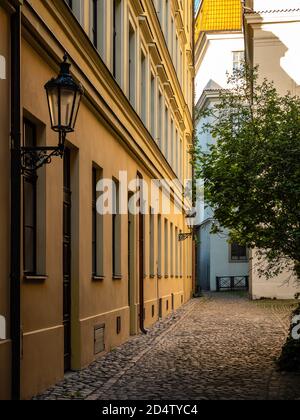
193;66;300;280
278;304;300;372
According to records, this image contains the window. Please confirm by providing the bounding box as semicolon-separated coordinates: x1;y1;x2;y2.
180;138;183;181
112;179;121;277
165;0;169;43
23;120;37;275
170;17;174;58
175;35;178;72
158;91;163;149
66;0;82;23
164;219;168;276
230;243;248;262
150;73;156;138
179;229;183;277
149;209;155;277
157;0;163;27
186;240;189;277
129;23;136;107
186;149;191;181
233;51;244;71
170;223;174;277
91;0;98;48
189;79;193;113
170;118;174;167
113;0;122;82
179;49;183;87
165;106;169;160
90;0;105;58
140;50;147;125
175;227;179;277
158;215;162;277
92;166;103;277
175;129;179;175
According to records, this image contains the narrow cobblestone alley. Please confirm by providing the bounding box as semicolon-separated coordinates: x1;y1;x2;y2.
35;293;300;401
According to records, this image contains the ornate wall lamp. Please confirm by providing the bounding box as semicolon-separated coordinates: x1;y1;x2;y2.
21;54;83;172
179;210;196;242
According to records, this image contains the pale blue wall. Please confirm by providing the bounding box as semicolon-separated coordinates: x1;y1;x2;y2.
209;227;249;291
196;105;249;291
197;221;249;291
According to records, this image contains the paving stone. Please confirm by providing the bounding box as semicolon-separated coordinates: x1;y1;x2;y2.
34;293;300;400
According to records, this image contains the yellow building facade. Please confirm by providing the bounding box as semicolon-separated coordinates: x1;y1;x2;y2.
0;0;194;400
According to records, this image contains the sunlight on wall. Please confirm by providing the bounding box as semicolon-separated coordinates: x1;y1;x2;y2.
0;315;6;340
195;35;244;102
0;55;6;80
253;0;300;11
261;22;300;86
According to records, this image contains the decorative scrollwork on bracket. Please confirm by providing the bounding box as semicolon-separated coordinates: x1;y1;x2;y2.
178;232;193;242
20;146;64;175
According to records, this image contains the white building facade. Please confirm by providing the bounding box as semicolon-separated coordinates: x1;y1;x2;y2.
195;12;249;292
245;0;300;299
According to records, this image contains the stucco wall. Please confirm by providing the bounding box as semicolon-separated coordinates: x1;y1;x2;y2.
195;33;244;102
251;255;300;300
248;7;300;300
19;39;192;398
3;0;194;399
209;229;249;292
253;22;300;96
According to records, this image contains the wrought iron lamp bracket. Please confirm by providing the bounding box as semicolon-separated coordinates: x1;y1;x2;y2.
178;232;193;242
20;132;66;174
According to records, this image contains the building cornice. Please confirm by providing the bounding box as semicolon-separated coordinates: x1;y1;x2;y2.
245;9;300;25
196;88;227;110
143;0;193;131
246;8;300;14
21;0;187;203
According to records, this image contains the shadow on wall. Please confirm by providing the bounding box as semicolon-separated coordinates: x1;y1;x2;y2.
252;13;300;95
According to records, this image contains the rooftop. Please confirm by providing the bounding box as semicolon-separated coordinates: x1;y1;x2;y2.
195;0;243;40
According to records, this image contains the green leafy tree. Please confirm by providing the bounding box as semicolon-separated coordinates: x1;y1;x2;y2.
194;66;300;280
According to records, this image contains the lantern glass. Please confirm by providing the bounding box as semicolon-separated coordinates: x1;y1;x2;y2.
60;87;76;130
70;90;82;130
47;86;59;130
186;213;196;230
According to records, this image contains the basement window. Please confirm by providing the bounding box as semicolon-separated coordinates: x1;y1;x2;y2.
94;324;105;355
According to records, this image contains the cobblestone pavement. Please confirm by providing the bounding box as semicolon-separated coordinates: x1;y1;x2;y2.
34;293;300;400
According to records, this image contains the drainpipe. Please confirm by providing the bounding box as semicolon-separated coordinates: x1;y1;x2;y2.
241;0;254;68
241;1;248;64
10;2;21;400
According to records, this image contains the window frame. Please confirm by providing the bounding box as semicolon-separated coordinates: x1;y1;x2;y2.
229;242;248;263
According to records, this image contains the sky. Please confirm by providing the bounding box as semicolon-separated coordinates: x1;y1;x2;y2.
195;0;201;12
